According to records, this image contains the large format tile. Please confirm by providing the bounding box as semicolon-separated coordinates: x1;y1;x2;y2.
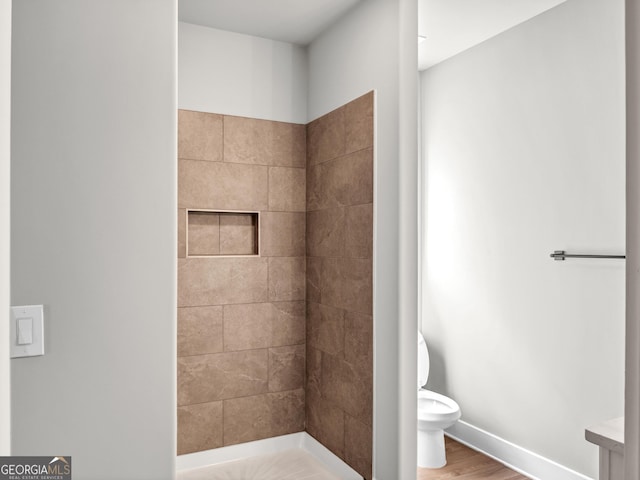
321;258;372;315
344;311;372;373
223;116;272;166
307;108;346;166
178;110;223;162
268;257;305;302
305;390;345;459
306;162;323;212
306;208;345;258
344;203;373;259
223;393;271;445
177;401;223;455
268;344;305;392
307;302;344;357
260;212;305;257
269;389;305;437
178;306;223;357
223;303;272;351
306;346;322;398
344;92;374;155
271;301;306;347
306;149;373;211
270;122;306;168
323;148;373;208
178;160;268;211
268;167;306;212
321;354;372;426
178;257;268;306
305;257;323;304
177;349;268;405
223;302;304;352
223;116;305;167
344;414;373;480
223;389;304;445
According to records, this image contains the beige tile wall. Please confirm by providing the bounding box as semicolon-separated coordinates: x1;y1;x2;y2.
305;92;374;480
177;111;306;455
177;93;373;479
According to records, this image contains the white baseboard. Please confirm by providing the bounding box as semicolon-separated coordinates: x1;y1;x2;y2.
176;432;362;480
445;421;594;480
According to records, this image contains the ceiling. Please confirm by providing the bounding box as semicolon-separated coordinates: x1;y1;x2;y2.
418;0;567;70
178;0;363;45
179;0;568;67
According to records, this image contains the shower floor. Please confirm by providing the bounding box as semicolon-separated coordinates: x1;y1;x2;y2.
177;449;341;480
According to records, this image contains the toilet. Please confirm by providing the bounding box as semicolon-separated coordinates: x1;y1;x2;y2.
417;331;461;468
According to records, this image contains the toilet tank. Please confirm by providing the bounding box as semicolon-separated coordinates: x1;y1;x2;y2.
418;331;430;389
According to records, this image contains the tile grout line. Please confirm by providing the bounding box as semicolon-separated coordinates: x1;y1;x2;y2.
177;297;308;309
307;144;373;169
179;156;307;169
179;389;306;416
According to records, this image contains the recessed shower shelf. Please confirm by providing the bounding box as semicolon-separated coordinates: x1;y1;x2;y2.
186;209;259;257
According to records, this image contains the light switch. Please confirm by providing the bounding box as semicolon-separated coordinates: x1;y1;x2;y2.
17;317;33;345
10;305;44;358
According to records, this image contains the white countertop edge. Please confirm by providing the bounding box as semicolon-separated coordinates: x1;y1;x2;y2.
585;417;624;453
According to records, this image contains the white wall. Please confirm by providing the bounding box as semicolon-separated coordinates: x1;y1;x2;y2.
11;2;177;479
397;0;418;477
0;0;11;456
308;1;418;478
179;22;307;123
420;0;624;477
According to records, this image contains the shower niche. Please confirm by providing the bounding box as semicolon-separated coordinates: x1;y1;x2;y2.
186;210;259;257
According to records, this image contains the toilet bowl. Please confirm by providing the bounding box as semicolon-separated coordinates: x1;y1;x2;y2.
417;331;461;468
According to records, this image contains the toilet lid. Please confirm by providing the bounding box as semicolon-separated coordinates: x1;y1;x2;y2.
418;331;429;388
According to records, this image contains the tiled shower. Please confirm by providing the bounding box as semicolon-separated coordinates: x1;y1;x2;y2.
177;92;374;479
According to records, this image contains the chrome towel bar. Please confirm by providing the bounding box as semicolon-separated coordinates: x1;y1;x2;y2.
550;250;626;261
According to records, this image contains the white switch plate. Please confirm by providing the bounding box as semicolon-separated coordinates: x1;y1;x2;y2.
10;305;44;358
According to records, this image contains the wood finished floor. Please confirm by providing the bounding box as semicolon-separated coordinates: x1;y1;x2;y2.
417;437;530;479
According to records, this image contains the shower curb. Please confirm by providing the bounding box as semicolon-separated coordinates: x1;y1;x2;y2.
176;431;362;479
